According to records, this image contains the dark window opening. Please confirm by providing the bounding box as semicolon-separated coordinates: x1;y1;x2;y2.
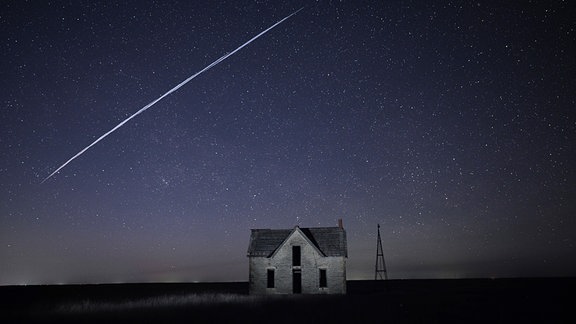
292;246;301;266
293;270;302;294
267;269;275;288
319;269;327;288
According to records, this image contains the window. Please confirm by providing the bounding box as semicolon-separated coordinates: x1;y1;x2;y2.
267;269;275;288
292;246;301;266
319;269;327;288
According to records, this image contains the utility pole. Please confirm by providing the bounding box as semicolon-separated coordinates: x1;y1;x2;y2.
375;224;388;280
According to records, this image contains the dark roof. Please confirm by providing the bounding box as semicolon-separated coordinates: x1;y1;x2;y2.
247;226;347;257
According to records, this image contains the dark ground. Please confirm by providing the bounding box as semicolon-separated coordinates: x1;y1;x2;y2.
0;278;573;323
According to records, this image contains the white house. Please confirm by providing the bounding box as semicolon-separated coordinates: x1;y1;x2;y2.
247;220;347;295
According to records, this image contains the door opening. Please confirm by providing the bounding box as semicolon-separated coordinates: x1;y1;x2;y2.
293;270;302;294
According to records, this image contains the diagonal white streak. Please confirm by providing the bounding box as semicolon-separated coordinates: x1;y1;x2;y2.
42;7;303;183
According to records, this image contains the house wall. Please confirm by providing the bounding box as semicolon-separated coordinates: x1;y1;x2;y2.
249;230;346;295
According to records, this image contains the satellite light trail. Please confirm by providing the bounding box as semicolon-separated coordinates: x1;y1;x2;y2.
41;7;304;184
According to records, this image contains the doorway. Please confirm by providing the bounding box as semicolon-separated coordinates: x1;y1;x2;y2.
292;270;301;294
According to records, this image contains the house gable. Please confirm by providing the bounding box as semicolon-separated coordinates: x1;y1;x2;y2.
269;226;326;259
247;226;347;258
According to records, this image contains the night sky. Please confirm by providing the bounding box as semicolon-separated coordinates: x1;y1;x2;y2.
1;0;575;285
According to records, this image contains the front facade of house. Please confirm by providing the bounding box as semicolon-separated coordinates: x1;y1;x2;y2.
247;223;347;295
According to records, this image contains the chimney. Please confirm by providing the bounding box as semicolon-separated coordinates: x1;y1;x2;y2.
338;218;343;229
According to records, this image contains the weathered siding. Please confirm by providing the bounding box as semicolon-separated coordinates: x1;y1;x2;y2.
249;229;346;295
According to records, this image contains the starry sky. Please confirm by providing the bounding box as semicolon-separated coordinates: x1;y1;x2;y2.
1;0;575;285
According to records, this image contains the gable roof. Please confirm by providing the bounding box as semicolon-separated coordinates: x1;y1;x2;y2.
270;226;326;258
247;226;347;258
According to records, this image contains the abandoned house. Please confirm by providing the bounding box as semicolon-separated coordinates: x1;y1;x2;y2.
247;220;347;295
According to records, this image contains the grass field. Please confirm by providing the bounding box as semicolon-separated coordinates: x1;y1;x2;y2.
1;278;573;323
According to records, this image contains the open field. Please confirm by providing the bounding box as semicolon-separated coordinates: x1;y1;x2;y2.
1;278;573;323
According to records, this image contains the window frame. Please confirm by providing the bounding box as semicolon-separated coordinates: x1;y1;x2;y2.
267;268;275;288
292;246;301;267
319;268;327;288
